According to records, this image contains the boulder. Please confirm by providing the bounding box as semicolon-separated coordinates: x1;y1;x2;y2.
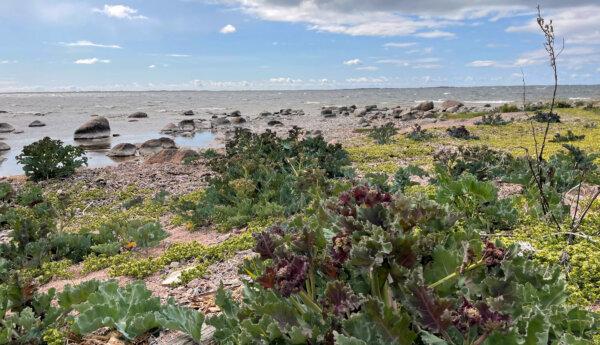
365;105;377;112
446;106;461;113
160;123;178;134
267;120;283;126
0;111;6;114
260;111;272;117
74;116;110;139
139;137;177;156
28;120;46;127
182;110;194;116
146;148;200;165
0;123;15;133
128;112;148;118
107;143;137;157
230;117;246;124
440;100;464;111
321;108;335;117
229;110;241;117
353;108;367;117
0;142;10;151
178;119;196;132
211;117;230;126
413;101;434;112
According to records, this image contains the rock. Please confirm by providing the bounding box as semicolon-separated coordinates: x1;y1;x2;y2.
353;108;367;117
365;105;377;111
0;123;15;133
183;110;194;116
0;111;6;114
446;106;461;113
420;110;437;119
139;137;177;156
13;130;23;134
229;110;241;117
107;143;137;157
0;142;10;151
74;116;110;139
160;123;178;134
413;101;434;112
28;120;46;127
146;148;200;164
178;119;196;132
259;111;272;117
441;100;464;111
267;120;283;126
230;117;246;124
484;104;491;108
128;111;148;118
211;117;230;126
321;108;335;117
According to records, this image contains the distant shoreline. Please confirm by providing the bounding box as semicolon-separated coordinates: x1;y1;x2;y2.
1;84;600;95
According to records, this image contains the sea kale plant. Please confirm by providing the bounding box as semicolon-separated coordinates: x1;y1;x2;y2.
446;126;478;140
405;124;433;141
16;137;87;181
369;122;398;145
178;127;350;230
475;114;510;126
206;185;598;344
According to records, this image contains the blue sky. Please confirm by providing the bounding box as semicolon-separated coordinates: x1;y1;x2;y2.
0;0;599;91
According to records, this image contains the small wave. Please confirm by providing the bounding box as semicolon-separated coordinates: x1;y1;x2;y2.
467;100;511;104
305;101;320;104
569;97;590;100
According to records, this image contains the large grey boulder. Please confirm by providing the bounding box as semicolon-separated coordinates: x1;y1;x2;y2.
0;142;10;151
441;100;464;111
0;123;14;133
413;101;434;112
74;116;110;139
139;137;177;156
28;120;46;127
160;123;178;134
107;143;137;157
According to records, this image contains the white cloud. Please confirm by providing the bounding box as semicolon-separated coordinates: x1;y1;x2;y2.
220;24;237;34
269;77;302;83
356;66;379;71
376;59;410;67
346;77;388;83
415;30;455;38
74;58;111;65
167;54;190;57
0;60;18;64
343;58;362;65
60;40;122;49
148;65;156;69
383;42;417;48
93;5;147;20
467;60;498;67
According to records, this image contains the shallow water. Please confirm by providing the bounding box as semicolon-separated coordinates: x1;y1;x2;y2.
1;86;599;176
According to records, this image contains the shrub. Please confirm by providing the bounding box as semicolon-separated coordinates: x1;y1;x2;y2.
446;125;478;140
433;145;521;181
550;130;585;142
498;103;520;112
178;127;350;230
475;113;509;126
531;111;561;123
405;124;433;141
16;137;87;181
368;122;398;144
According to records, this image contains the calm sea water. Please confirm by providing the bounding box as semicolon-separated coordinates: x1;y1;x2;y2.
1;86;599;176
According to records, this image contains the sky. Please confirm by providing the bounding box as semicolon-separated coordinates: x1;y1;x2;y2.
0;0;599;92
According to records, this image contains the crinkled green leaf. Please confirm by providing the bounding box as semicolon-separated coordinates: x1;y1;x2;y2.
157;300;204;343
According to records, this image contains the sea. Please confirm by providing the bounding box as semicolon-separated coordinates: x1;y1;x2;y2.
1;85;599;176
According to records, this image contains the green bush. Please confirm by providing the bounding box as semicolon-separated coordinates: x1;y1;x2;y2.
475;113;510;126
550;130;585;142
446;125;478;140
498;103;520;113
16;137;87;181
368;122;398;144
405;124;433;141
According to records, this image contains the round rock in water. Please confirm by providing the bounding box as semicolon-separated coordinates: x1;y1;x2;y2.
182;110;194;116
107;143;137;157
74;116;110;139
139;137;177;155
28;120;46;127
0;123;15;133
128;112;148;119
0;142;10;151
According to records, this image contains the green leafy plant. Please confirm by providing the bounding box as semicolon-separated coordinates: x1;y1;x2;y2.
433;145;522;181
446;126;478;140
16;137;87;181
498;103;520;113
205;186;597;344
531;111;561;123
475;113;510;126
550;130;585;142
405;124;433;141
368;122;398;145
